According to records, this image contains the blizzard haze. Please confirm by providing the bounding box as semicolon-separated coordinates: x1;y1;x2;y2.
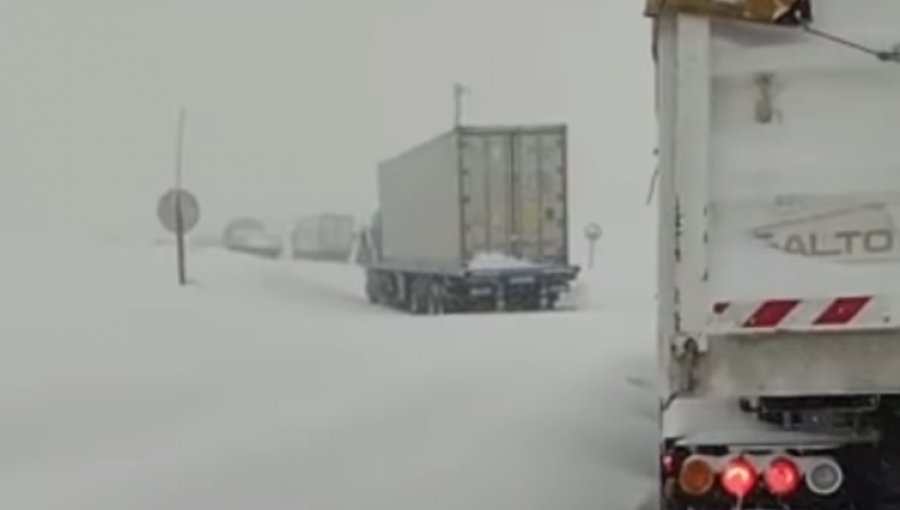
1;1;660;509
0;0;655;300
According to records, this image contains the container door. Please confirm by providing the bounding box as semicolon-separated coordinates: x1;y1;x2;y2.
511;131;567;264
460;134;513;260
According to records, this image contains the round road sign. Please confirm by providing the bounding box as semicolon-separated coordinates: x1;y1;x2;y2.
584;222;603;241
157;188;200;234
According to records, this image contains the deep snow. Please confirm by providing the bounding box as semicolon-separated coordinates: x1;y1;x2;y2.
0;241;658;510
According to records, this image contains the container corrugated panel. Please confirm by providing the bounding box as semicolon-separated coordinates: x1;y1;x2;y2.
459;125;568;266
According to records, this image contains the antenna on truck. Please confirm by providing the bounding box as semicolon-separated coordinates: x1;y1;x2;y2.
801;23;900;63
453;83;470;127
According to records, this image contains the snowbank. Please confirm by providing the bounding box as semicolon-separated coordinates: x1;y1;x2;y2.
468;251;543;270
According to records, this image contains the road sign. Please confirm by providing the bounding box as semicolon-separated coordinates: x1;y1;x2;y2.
584;222;603;241
157;188;200;234
584;223;603;271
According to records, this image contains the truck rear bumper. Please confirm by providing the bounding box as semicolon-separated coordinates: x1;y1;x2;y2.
463;266;579;294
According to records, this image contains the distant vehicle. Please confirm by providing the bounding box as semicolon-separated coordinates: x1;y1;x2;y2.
651;2;900;510
358;124;579;314
222;217;284;259
290;214;356;262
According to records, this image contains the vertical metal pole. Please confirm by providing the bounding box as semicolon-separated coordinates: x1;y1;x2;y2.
453;83;466;127
175;107;187;286
588;240;596;271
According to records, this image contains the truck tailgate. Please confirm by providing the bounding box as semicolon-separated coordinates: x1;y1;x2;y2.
656;0;900;397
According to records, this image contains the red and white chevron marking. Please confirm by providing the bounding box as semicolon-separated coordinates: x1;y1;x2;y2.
710;296;892;332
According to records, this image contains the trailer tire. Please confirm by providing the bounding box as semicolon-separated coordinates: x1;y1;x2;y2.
365;273;381;304
428;280;445;315
545;293;558;310
409;277;429;315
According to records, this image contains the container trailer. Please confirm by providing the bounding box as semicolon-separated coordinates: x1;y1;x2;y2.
359;124;579;313
290;214;356;262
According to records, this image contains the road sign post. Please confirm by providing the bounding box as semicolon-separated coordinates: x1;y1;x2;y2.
584;222;603;270
175;108;187;285
175;191;186;285
157;187;200;285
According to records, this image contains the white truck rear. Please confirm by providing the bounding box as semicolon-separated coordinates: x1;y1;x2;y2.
651;1;900;508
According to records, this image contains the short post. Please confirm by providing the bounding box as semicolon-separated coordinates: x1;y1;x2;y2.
584;223;603;271
453;83;469;127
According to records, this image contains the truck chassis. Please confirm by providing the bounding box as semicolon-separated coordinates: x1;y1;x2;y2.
364;265;578;314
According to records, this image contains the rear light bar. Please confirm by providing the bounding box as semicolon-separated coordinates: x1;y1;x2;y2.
668;452;843;499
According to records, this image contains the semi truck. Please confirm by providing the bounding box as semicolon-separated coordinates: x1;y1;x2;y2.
358;124;579;314
650;1;900;509
290;213;355;262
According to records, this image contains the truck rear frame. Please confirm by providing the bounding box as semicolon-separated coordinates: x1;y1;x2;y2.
652;1;900;508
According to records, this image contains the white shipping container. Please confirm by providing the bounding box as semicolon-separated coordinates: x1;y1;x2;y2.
655;0;900;399
291;214;355;261
377;124;570;274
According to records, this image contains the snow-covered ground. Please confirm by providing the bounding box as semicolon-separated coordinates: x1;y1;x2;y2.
0;240;657;510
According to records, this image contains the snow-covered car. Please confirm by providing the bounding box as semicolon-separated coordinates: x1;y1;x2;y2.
223;218;284;259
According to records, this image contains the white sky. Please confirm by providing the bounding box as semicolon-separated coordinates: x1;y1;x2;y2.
1;0;656;295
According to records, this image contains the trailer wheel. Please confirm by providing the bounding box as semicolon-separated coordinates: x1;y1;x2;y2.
545;293;558;310
428;280;445;315
365;272;381;304
409;277;429;315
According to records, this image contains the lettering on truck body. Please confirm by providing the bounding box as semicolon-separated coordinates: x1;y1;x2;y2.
750;203;900;263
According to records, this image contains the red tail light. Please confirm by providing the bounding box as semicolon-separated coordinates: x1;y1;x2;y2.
765;457;801;496
722;458;757;498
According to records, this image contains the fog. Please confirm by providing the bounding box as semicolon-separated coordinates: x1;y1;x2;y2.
1;2;660;508
0;0;654;297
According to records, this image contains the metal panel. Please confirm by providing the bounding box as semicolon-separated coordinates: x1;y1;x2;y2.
459;133;511;258
645;0;811;26
656;0;900;399
459;125;568;266
656;14;680;401
377;131;463;271
514;130;567;264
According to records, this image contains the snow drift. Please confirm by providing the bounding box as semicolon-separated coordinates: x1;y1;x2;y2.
0;241;657;510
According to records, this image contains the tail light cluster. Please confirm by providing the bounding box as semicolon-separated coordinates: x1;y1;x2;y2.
669;452;843;500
